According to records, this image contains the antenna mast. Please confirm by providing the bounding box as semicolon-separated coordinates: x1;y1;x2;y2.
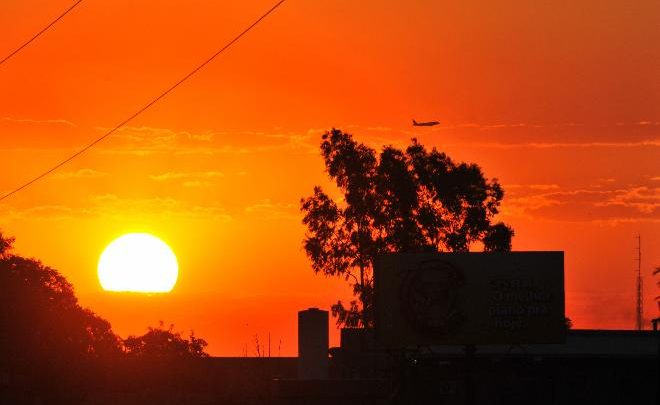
635;235;643;330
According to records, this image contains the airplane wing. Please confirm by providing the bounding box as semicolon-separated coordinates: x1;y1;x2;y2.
412;120;440;127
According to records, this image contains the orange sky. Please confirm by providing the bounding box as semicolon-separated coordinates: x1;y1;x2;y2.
1;0;658;356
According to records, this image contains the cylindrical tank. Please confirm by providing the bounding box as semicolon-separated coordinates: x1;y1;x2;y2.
297;307;328;379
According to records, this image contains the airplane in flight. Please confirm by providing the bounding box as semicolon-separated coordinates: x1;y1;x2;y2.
412;119;440;127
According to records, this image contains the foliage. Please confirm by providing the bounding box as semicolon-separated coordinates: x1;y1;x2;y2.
0;231;13;257
124;321;209;358
301;129;514;327
1;231;209;366
0;232;122;402
0;231;210;402
0;235;122;363
565;317;573;330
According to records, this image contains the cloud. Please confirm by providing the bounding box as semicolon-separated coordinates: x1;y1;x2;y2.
96;126;317;156
0;195;232;222
366;126;393;132
592;186;660;214
171;146;251;155
315;123;660;152
149;171;224;181
94;126;217;156
244;199;298;220
464;140;660;149
502;194;562;218
182;180;211;188
1;117;76;127
258;133;317;153
148;171;226;188
502;185;660;222
187;133;215;142
506;184;561;191
480;123;529;129
0;205;83;221
87;194;232;221
51;168;107;180
99;126;178;147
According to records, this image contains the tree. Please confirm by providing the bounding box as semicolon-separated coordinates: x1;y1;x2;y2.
0;231;210;402
0;232;122;402
123;321;209;358
301;129;514;327
0;234;122;361
0;232;13;257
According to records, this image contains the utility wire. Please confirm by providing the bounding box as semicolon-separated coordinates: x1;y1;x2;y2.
0;0;85;67
0;0;287;202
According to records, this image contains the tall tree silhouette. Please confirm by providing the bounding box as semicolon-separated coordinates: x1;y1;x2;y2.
301;129;513;327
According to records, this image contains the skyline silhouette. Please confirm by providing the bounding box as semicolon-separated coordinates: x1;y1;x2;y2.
0;0;658;357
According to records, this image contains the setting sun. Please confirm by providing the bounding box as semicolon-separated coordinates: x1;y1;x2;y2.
98;233;178;293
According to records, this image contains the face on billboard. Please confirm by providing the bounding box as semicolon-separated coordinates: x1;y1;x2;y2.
375;252;565;347
400;260;465;337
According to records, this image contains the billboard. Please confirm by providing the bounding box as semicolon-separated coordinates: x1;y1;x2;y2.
375;252;565;346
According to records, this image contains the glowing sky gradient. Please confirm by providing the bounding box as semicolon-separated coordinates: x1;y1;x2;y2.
1;0;658;355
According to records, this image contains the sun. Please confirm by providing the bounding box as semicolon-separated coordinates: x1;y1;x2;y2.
98;233;178;293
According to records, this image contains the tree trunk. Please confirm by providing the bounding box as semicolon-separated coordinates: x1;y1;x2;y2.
359;263;366;327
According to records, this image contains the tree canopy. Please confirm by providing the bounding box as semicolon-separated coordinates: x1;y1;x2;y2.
0;231;214;404
0;232;122;401
0;233;121;364
124;321;209;358
301;129;514;327
1;231;210;359
0;231;209;401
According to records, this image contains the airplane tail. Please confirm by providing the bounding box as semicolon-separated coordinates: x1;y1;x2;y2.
412;119;418;125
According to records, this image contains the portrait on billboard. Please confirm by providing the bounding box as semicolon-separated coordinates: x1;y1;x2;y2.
375;252;565;347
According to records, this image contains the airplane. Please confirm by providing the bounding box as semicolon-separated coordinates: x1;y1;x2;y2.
412;119;440;127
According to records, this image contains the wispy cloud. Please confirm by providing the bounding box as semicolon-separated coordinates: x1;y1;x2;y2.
506;183;561;191
592;186;660;214
244;199;298;220
87;194;232;221
1;117;76;127
187;133;215;142
502;185;660;222
95;126;317;156
0;204;83;221
182;180;211;188
458;140;660;149
259;133;317;153
51;168;107;180
149;171;225;181
322;124;660;151
0;195;233;222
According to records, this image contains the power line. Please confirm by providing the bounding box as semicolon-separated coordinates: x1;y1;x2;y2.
0;0;85;67
0;0;287;202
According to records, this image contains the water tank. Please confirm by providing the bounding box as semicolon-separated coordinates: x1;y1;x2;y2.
297;307;328;379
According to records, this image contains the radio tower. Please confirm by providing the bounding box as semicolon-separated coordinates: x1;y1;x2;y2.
634;235;643;330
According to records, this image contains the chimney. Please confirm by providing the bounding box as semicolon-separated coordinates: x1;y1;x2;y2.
297;308;328;379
